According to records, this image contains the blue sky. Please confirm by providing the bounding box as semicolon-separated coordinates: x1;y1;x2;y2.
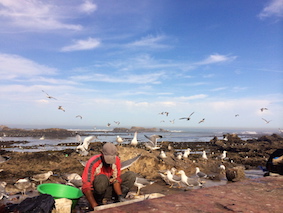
0;0;282;130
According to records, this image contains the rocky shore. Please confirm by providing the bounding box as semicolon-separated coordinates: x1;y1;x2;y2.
0;126;282;212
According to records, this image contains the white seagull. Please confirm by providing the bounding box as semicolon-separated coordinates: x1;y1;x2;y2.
195;167;207;179
220;151;227;161
262;118;271;124
183;148;191;158
165;169;181;188
134;177;155;196
130;131;138;146
177;170;202;187
116;136;124;145
202;150;208;160
31;171;53;185
179;112;195;120
58;106;65;112
39;135;45;140
76;115;82;119
76;135;97;156
121;154;141;171
144;134;162;151
159;150;167;159
42;90;57;100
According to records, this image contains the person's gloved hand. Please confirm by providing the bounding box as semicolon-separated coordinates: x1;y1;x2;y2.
118;195;127;202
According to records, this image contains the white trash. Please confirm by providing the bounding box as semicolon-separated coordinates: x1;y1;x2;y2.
52;198;72;213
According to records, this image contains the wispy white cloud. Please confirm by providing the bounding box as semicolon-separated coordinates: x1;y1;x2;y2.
79;0;97;14
211;87;227;92
196;54;237;65
177;94;208;100
72;71;165;84
0;0;82;31
128;35;170;49
61;37;101;52
0;53;57;80
258;0;283;19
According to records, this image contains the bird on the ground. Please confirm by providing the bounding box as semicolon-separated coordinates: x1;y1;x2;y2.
42;90;57;100
279;128;283;133
76;115;82;119
76;135;97;156
195;167;207;179
61;173;82;188
176;152;183;160
0;155;10;164
220;151;227;161
165;169;181;188
31;171;53;185
116;135;124;145
58;106;65;112
159;150;167;159
202;150;208;160
130;131;138;146
260;108;268;112
121;154;141;170
262;118;271;124
144;134;162;151
183;148;191;158
223;135;228;141
0;182;8;200
177;170;202;187
198;118;205;124
39;135;45;140
179;112;195;120
14;178;32;195
134;177;155;196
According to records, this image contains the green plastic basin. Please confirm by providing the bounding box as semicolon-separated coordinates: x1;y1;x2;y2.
37;183;83;208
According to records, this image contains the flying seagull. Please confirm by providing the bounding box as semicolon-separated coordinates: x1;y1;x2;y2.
260;108;268;112
144;134;162;151
42;90;57;100
262;118;271;124
179;112;195;120
198;118;205;124
76;134;97;156
76;115;82;119
58;106;65;112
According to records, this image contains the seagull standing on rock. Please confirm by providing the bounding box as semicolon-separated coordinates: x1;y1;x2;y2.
116;136;124;145
202;150;208;160
130;131;138;146
195;167;208;179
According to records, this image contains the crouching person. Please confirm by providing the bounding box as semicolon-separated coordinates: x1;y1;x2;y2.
82;142;136;210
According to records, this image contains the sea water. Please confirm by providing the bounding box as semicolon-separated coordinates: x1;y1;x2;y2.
0;126;279;152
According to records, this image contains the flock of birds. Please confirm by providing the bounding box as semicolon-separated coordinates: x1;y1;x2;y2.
0;131;231;202
40;90;278;129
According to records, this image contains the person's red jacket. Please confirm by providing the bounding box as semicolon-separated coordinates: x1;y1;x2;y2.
82;154;122;194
